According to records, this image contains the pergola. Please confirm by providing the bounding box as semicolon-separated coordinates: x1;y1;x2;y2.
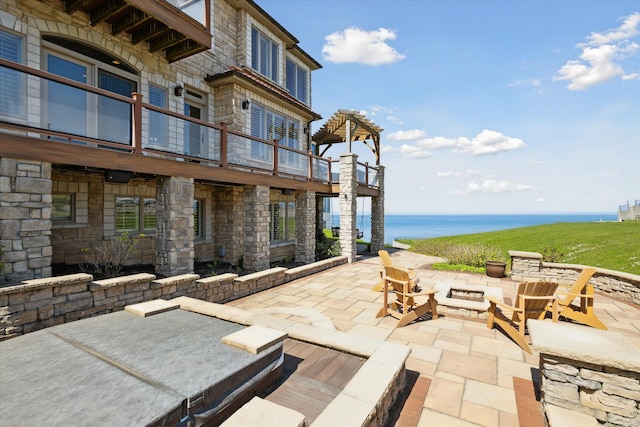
312;109;383;165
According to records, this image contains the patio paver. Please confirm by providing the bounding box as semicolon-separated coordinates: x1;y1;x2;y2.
227;250;640;426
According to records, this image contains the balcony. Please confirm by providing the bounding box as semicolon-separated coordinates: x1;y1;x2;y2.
49;0;212;62
0;59;380;195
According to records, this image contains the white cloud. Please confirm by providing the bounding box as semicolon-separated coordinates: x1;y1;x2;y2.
583;12;640;46
391;129;525;156
555;12;640;90
437;169;479;177
417;130;525;155
459;130;526;155
455;179;537;194
507;78;545;94
400;144;432;159
386;115;405;125
322;27;406;66
387;129;427;141
536;197;547;203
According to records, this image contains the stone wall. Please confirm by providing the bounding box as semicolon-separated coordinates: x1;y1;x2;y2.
0;158;52;284
509;251;640;306
0;256;348;340
295;191;316;263
339;154;358;263
370;165;385;253
243;185;270;271
540;354;640;425
529;320;640;427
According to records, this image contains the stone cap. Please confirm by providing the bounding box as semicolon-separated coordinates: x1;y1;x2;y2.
220;396;306;427
125;299;179;317
508;250;543;259
528;320;640;371
221;325;287;354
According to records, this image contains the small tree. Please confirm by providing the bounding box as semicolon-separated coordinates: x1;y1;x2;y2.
80;232;143;278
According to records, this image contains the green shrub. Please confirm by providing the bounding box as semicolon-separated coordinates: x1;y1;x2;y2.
431;262;486;274
410;240;505;268
316;230;341;260
540;246;565;262
80;232;143;278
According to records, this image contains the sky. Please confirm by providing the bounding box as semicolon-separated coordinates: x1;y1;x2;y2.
259;0;640;214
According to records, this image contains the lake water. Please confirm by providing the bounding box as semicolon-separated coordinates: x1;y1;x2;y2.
332;213;618;244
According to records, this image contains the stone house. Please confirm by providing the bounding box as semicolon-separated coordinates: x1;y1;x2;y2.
0;0;384;284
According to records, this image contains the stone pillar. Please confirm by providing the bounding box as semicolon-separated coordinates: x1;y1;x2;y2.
0;159;52;284
155;176;194;276
213;187;244;265
295;191;316;263
243;185;270;271
370;165;385;253
339;153;358;263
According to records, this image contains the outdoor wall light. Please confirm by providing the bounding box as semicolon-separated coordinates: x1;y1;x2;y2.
174;84;183;97
241;99;250;110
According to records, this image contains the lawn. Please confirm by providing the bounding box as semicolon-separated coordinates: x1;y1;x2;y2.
400;221;640;275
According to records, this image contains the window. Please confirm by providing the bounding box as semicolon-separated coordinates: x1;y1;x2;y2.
148;85;167;146
193;199;204;239
251;27;278;82
52;193;74;222
0;30;23;118
250;103;300;163
42;36;138;145
115;197;156;233
270;202;295;243
286;59;307;103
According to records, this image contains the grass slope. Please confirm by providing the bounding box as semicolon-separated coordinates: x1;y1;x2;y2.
401;221;640;275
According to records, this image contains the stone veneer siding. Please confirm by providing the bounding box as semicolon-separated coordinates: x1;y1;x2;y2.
243;185;270;271
370;165;385;253
529;320;640;427
155;177;195;277
295;191;316;263
0;159;52;284
510;251;640;306
339;153;358;263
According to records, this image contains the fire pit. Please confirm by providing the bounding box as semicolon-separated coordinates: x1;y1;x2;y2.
433;282;503;320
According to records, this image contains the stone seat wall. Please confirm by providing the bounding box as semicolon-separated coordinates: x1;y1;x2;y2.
0;256;348;340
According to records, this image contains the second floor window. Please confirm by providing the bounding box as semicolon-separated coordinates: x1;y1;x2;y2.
0;30;23;119
251;27;278;82
251;104;300;163
149;85;167;146
286;59;307;104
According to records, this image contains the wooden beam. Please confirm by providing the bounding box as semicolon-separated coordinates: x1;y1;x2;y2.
89;0;128;26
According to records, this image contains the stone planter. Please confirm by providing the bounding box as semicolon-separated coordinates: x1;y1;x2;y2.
485;260;506;278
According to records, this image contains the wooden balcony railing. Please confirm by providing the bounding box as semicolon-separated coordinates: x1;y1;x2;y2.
0;59;380;190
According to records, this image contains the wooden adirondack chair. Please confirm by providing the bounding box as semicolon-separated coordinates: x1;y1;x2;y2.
373;250;419;292
376;265;438;328
544;267;607;330
486;281;559;354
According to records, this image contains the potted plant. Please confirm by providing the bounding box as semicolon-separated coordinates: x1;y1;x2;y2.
485;260;507;278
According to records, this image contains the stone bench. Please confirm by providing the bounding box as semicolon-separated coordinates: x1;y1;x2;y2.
528;319;640;426
220;397;307;427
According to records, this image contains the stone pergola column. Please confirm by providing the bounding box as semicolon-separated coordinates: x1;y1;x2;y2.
295;191;316;263
370;165;385;253
0;159;52;284
213;187;244;264
243;185;270;271
339;153;358;263
155;176;194;276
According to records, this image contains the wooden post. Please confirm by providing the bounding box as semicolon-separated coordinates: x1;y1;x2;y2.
131;92;143;154
220;121;228;168
308;150;313;180
273;140;279;176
